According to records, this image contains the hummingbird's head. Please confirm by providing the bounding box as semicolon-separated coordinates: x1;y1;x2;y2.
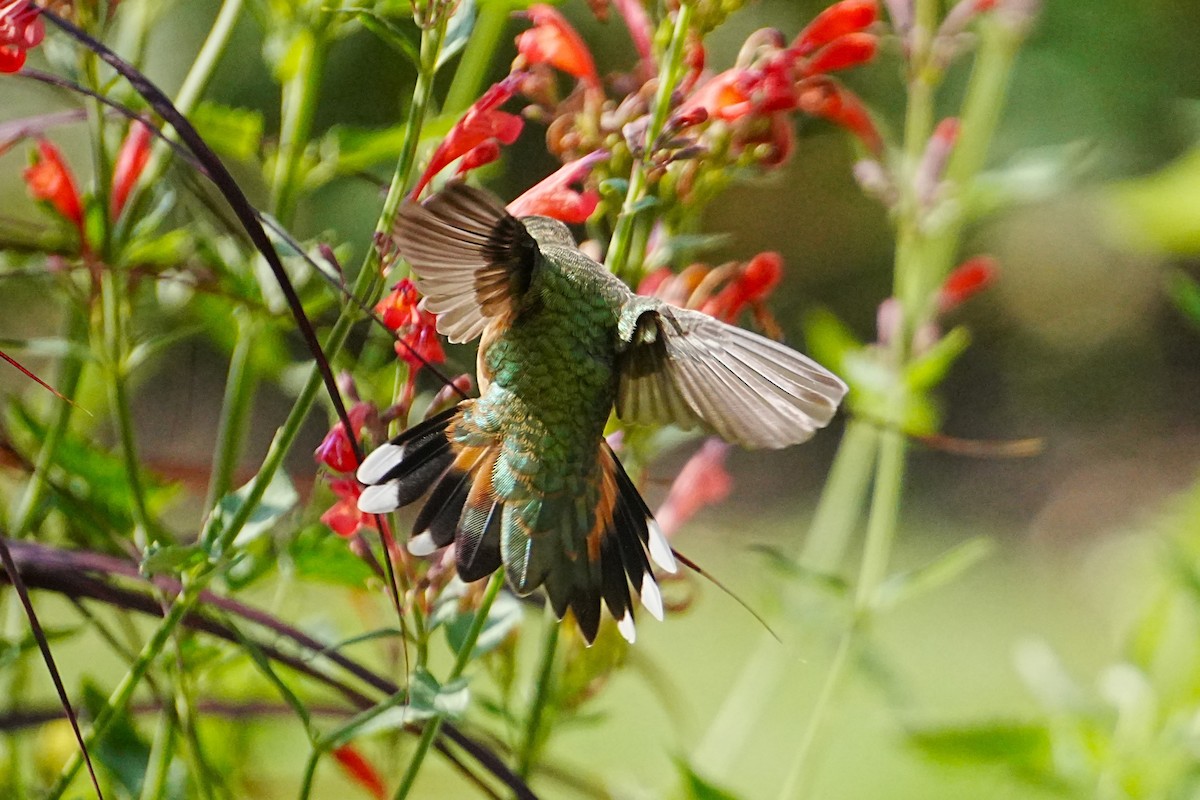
518;215;577;249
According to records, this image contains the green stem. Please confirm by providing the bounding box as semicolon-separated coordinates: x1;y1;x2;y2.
689;419;879;777
603;0;693;280
138;707;176;800
779;430;906;800
8;303;89;537
203;312;259;512
516;615;559;779
391;572;506;800
443;2;508;115
100;270;154;547
270;27;327;221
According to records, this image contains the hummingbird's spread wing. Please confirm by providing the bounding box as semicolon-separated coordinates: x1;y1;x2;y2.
616;304;848;449
393;183;537;343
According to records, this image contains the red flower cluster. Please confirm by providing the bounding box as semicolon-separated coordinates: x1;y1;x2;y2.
679;0;882;160
375;278;445;374
639;251;786;337
0;0;43;73
515;4;601;93
314;402;378;539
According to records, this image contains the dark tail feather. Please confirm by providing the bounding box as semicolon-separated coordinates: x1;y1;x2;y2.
457;502;503;581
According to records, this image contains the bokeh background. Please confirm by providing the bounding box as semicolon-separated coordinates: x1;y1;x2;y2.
4;0;1200;797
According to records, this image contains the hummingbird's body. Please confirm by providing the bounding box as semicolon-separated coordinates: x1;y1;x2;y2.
357;184;846;642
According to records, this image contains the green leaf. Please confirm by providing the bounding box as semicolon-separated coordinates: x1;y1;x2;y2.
190;101;265;162
906;326;972;392
675;758;746;800
140;542;207;576
342;670;471;740
874;537;995;611
437;0;476;69
210;469;299;551
802;308;863;377
289;524;376;587
750;544;849;596
347;9;420;67
82;680;151;797
908;721;1055;777
431;579;524;660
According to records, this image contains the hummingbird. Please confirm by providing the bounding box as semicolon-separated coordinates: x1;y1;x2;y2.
357;183;847;644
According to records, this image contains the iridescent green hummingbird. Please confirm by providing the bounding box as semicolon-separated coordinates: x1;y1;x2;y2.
357;183;846;643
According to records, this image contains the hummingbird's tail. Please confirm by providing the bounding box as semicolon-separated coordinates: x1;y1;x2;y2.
357;409;672;644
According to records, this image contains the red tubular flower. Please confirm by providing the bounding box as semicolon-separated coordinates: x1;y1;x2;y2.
375;278;421;330
395;313;446;373
411;74;525;199
506;149;607;223
516;5;601;92
701;252;783;322
110;120;153;219
939;255;997;312
314;403;372;474
24;140;85;237
799;32;878;76
455;139;502;176
796;76;883;156
321;480;378;538
0;1;44;73
655;439;733;538
792;0;878;56
333;745;386;799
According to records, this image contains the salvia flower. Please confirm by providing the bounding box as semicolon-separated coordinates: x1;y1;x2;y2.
314;402;373;474
516;5;601;93
792;0;879;56
24;139;85;240
321;479;378;538
375;279;446;374
700;251;784;324
506;149;607;223
410;73;525;199
110;120;153;219
332;745;386;800
0;0;43;73
938;255;997;313
655;438;733;538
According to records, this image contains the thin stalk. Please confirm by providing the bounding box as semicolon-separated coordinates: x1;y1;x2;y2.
778;430;905;800
603;0;693;280
516;615;559;779
49;16;452;795
9;302;89;537
138;707;176;800
99;270;154;547
391;572;506;800
269;27;326;221
690;420;880;777
203;311;259;512
443;1;508;115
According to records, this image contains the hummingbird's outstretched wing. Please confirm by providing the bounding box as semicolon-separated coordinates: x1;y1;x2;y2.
616;303;848;449
393;183;537;343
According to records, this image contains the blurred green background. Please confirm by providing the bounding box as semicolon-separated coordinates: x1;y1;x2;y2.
4;0;1200;797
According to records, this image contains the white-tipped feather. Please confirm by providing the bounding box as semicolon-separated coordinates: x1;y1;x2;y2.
356;444;405;485
407;531;438;557
357;484;400;515
640;573;664;621
616;612;637;644
647;520;678;574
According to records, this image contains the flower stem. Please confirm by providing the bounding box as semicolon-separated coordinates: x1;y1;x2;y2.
604;0;694;280
391;572;506;800
269;26;327;222
203;311;259;513
516;614;559;779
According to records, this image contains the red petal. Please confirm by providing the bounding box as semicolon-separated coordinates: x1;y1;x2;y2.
519;5;601;90
333;745;387;800
24;140;85;232
793;0;878;56
110;120;153;219
800;32;878;75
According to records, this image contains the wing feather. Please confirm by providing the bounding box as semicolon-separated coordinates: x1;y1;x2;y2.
393;183;538;344
617;304;847;449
